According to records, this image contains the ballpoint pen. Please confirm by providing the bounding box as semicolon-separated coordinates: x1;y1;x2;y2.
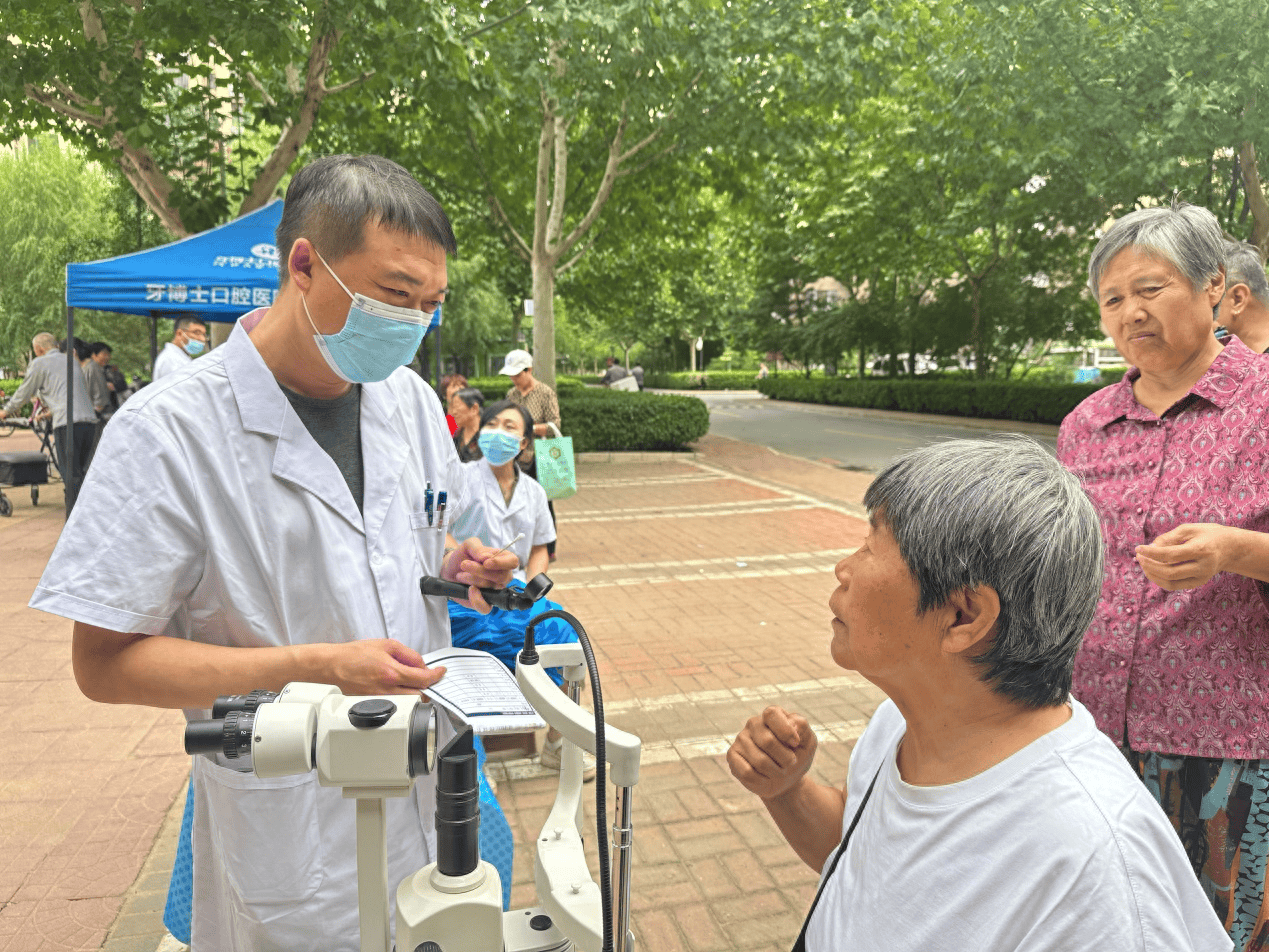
436;490;447;530
425;482;434;526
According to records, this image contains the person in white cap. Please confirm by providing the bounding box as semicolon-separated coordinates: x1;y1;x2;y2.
500;348;561;560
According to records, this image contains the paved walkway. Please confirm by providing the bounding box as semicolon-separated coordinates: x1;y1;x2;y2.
0;426;882;951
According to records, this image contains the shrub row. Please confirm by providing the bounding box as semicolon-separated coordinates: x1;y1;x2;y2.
643;370;763;390
556;389;709;452
757;375;1111;424
455;375;707;451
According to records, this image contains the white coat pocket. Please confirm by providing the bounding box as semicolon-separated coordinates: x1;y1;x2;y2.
410;508;446;577
198;758;325;906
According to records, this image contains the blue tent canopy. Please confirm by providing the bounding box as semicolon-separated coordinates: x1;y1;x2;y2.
65;200;284;322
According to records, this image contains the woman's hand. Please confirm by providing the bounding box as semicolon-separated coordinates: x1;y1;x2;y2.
1136;523;1246;590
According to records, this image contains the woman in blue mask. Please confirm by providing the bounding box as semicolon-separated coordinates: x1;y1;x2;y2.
449;399;595;779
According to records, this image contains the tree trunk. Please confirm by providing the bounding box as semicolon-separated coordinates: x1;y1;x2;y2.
532;260;557;389
1239;141;1269;260
969;278;986;378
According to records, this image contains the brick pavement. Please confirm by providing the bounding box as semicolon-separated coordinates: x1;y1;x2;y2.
0;425;882;952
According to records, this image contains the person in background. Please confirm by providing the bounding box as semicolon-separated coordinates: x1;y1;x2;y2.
1215;239;1269;354
0;332;98;485
449;386;484;462
90;343;130;414
758;361;770;379
438;372;468;436
630;364;645;390
152;316;207;381
501;348;561;561
729;437;1231;952
1060;201;1269;952
599;356;628;387
448;398;592;779
79;338;110;465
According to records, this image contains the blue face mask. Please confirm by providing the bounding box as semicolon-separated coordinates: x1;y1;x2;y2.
302;248;429;383
183;339;206;356
479;429;522;466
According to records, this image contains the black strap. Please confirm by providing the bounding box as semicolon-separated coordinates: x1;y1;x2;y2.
789;765;883;952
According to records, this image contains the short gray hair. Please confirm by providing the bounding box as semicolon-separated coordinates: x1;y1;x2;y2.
1223;239;1269;306
276;154;457;285
863;436;1103;709
1087;201;1225;300
31;332;55;353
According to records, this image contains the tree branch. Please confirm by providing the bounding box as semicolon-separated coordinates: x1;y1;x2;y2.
23;83;106;128
110;134;186;235
242;30;339;213
557;230;599;275
464;127;532;259
462;3;531;41
244;70;278;107
1238;141;1269;259
546;114;569;248
323;70;375;96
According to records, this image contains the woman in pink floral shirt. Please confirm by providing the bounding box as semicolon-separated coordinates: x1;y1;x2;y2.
1059;202;1269;952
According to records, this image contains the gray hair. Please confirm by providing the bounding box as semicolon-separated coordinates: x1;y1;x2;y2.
31;332;55;353
863;436;1104;709
276;154;457;285
1223;239;1269;306
1087;201;1225;300
453;387;484;410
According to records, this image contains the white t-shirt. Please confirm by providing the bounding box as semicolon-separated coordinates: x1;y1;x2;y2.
806;699;1232;952
453;459;555;583
152;339;193;380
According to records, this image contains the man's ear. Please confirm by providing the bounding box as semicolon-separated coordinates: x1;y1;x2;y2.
942;585;1001;657
289;239;315;292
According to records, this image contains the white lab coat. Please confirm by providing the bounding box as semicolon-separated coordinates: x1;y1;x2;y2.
32;320;468;952
455;460;555;583
152;340;193;380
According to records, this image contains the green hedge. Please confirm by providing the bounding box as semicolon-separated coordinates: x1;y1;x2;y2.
557;389;709;452
644;370;763;390
0;379;22;396
456;375;706;450
756;376;1114;424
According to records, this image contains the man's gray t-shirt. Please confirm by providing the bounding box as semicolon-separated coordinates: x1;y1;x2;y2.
282;384;364;513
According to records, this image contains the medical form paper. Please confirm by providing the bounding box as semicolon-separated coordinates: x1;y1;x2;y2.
422;647;546;734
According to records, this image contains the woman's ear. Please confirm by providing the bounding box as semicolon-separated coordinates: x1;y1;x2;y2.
942;585;1001;657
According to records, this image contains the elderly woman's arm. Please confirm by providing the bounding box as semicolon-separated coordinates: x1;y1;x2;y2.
1136;524;1269;590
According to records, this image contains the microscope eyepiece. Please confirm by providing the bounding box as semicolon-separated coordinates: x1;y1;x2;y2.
183;711;258;759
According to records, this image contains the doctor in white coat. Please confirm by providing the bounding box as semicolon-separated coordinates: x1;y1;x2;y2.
31;154;517;952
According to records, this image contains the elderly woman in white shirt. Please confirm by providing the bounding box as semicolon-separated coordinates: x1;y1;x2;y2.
448;400;592;777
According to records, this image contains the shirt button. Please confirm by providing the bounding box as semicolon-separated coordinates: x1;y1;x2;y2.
1136;507;1143;514
372;553;382;566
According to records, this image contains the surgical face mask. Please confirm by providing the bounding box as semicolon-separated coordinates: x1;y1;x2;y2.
183;338;206;356
302;248;429;383
479;429;522;466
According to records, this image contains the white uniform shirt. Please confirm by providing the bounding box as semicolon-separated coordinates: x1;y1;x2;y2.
152;340;193;380
806;699;1232;952
31;319;469;952
454;460;555;583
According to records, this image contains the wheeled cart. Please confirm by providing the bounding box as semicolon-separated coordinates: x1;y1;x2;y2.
0;451;48;515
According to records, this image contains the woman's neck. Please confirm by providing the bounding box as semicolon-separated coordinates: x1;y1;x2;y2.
1133;336;1223;416
491;460;517;500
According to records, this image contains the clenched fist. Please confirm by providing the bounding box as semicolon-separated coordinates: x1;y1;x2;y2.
727;705;818;801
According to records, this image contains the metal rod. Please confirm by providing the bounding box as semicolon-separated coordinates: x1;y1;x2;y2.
355;797;391;952
64;305;76;514
612;785;635;952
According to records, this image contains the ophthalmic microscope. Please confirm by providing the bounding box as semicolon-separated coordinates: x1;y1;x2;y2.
185;575;641;952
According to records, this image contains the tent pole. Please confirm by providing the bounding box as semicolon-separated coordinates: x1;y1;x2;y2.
64;305;77;515
149;312;159;377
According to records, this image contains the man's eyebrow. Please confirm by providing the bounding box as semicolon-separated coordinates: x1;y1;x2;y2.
380;269;447;295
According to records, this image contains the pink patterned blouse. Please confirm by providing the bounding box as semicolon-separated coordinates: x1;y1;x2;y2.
1058;337;1269;759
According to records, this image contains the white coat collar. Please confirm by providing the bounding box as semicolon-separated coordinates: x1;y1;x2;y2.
476;458;528;518
220;319;407;541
